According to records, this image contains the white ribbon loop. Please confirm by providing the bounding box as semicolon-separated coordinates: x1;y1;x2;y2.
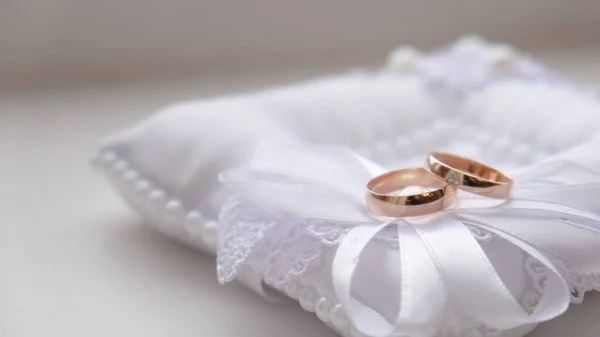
333;222;397;337
454;195;600;274
518;183;600;213
515;160;600;187
393;224;447;337
415;218;569;329
250;142;376;198
471;224;570;323
332;222;447;337
459;214;600;275
220;168;373;222
415;218;529;329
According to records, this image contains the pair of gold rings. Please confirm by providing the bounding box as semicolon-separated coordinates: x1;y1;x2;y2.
366;152;512;217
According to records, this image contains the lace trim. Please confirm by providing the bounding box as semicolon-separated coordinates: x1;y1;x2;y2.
218;197;324;287
524;256;600;305
306;220;400;247
217;198;276;283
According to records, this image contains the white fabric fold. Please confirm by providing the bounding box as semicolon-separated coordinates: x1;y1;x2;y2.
459;214;600;275
393;224;447;337
332;222;396;337
453;196;600;274
332;222;447;337
519;183;600;212
220;169;372;222
414;218;568;329
249;142;375;198
454;196;600;225
471;224;570;323
515;160;600;187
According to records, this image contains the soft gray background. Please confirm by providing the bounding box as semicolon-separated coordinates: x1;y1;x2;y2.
2;0;600;89
2;2;600;336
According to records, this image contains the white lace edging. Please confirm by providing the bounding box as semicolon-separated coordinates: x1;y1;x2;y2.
218;197;325;287
525;256;600;305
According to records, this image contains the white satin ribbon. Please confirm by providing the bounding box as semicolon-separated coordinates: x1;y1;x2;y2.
413;218;568;330
333;222;447;337
219;142;600;336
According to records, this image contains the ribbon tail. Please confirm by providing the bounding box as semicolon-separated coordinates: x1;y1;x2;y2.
393;224;447;337
517;183;600;213
514;160;600;187
459;213;600;275
455;197;600;274
414;218;569;330
250;142;376;197
333;222;396;337
332;222;446;337
454;198;600;228
469;222;570;323
220;168;372;222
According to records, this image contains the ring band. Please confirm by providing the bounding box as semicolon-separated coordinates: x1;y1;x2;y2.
366;168;456;217
425;152;512;198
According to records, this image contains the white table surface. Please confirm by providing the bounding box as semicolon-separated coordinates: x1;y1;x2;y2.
2;52;600;337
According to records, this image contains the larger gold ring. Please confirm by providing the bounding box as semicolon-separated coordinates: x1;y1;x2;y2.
366;168;457;217
425;152;512;198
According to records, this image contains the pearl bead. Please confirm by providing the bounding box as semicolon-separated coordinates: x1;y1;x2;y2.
135;180;152;195
112;160;128;173
184;211;204;235
148;190;166;207
386;46;422;70
330;304;351;332
201;221;219;250
122;169;139;183
284;281;303;299
101;151;116;164
298;287;318;312
314;298;332;323
454;35;486;53
165;200;185;223
487;45;517;72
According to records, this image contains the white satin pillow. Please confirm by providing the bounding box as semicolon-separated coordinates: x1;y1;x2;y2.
94;39;600;337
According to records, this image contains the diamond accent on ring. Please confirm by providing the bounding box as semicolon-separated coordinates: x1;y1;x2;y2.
446;172;460;187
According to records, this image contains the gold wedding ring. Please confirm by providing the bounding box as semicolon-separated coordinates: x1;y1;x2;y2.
425;152;512;198
366;168;457;217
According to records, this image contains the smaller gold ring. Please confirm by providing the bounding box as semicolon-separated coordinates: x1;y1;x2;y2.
366;168;456;217
425;152;512;199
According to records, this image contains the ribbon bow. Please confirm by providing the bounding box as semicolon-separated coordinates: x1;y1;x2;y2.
217;142;600;337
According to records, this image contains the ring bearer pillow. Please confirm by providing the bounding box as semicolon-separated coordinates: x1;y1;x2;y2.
94;37;600;337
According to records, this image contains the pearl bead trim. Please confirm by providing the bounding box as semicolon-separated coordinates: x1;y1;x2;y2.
92;150;218;254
